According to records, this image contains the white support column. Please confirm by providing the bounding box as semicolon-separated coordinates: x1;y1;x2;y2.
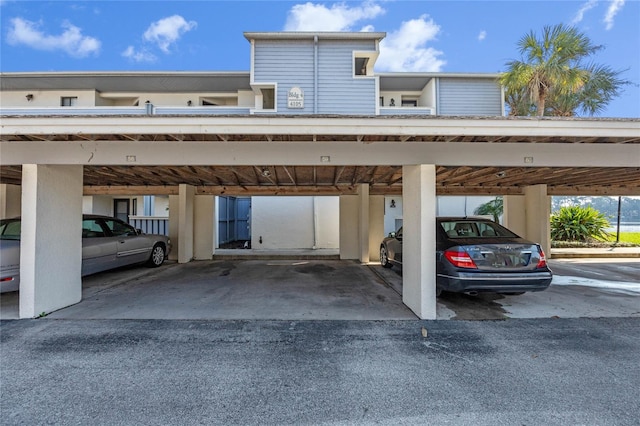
339;195;359;260
178;184;195;263
193;195;215;260
402;165;437;320
504;187;551;256
503;195;526;236
369;195;385;261
20;165;83;318
0;184;21;219
524;185;551;256
358;184;370;264
168;195;179;261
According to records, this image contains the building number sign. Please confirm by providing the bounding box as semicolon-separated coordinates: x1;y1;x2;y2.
287;87;304;109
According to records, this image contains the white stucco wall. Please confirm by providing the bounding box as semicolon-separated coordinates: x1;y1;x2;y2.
1;90;98;107
384;196;403;236
82;195;113;216
437;196;497;217
0;184;21;219
251;196;339;249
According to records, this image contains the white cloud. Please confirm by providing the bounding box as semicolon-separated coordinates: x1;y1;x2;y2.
284;1;384;31
122;46;157;63
478;30;487;41
604;0;625;30
143;15;197;53
376;15;445;72
571;0;598;24
6;17;100;57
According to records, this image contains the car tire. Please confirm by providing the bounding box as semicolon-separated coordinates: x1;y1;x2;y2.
380;246;393;269
147;243;166;267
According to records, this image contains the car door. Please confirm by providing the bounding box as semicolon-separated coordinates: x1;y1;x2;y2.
102;218;151;266
387;227;403;264
81;218;118;275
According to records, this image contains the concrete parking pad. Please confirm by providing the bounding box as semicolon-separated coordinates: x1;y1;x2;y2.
2;257;638;321
44;259;418;320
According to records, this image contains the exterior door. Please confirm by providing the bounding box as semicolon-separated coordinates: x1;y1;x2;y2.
114;199;130;223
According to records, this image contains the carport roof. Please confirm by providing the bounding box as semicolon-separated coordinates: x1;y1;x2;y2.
1;114;639;196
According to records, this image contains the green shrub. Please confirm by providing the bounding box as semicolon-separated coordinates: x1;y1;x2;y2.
550;206;611;242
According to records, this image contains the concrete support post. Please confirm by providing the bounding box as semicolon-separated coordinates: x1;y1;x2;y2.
504;186;551;256
524;185;551;256
402;165;437;320
339;195;358;260
358;184;370;264
193;195;215;260
0;184;21;219
503;195;526;237
178;184;195;263
19;165;83;318
368;195;385;262
168;195;179;261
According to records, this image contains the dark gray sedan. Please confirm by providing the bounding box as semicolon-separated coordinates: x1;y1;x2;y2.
380;217;552;296
0;214;171;293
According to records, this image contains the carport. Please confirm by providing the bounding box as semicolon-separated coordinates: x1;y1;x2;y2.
1;114;639;319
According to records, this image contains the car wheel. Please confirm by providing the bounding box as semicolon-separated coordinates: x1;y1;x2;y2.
147;243;166;267
380;246;393;268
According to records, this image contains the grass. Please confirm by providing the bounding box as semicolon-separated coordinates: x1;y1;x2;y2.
607;232;640;245
552;232;640;248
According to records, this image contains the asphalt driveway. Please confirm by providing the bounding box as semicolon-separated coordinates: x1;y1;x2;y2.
1;318;639;425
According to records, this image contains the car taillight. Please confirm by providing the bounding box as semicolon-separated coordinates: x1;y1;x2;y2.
536;246;547;269
444;249;478;269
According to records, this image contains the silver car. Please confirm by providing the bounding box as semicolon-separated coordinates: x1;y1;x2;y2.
0;214;171;293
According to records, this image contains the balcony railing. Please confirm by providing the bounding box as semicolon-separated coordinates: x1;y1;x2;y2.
130;216;169;236
1;104;435;116
0;105;251;116
379;107;435;116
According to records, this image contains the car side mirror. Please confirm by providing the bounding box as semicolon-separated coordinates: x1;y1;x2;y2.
136;228;143;235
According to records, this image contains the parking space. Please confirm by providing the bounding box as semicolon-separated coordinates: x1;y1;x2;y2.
1;257;638;321
374;257;640;320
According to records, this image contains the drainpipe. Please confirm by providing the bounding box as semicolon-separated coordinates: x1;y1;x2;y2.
312;197;318;249
314;35;318;114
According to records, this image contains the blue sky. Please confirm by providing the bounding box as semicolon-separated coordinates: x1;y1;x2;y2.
2;0;639;117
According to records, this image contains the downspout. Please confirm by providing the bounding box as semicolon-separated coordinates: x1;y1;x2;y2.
314;35;318;114
312;197;318;249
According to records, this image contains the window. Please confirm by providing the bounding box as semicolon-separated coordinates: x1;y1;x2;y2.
355;57;369;76
61;96;78;107
261;88;275;109
82;219;106;238
0;219;21;240
103;219;137;237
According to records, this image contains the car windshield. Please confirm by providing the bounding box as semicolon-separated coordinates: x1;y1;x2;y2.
0;219;21;240
440;220;518;238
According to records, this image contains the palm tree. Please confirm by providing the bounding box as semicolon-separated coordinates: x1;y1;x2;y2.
547;63;630;116
500;24;621;117
474;197;503;223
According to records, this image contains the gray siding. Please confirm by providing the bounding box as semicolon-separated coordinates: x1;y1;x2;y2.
438;78;502;116
253;39;377;115
317;40;376;115
254;40;315;114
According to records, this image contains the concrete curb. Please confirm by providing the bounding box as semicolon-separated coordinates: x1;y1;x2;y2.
551;248;640;259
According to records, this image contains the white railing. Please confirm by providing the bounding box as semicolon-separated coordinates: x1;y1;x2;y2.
379;107;435;116
130;216;169;236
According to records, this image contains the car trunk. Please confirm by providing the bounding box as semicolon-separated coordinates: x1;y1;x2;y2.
457;242;543;271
